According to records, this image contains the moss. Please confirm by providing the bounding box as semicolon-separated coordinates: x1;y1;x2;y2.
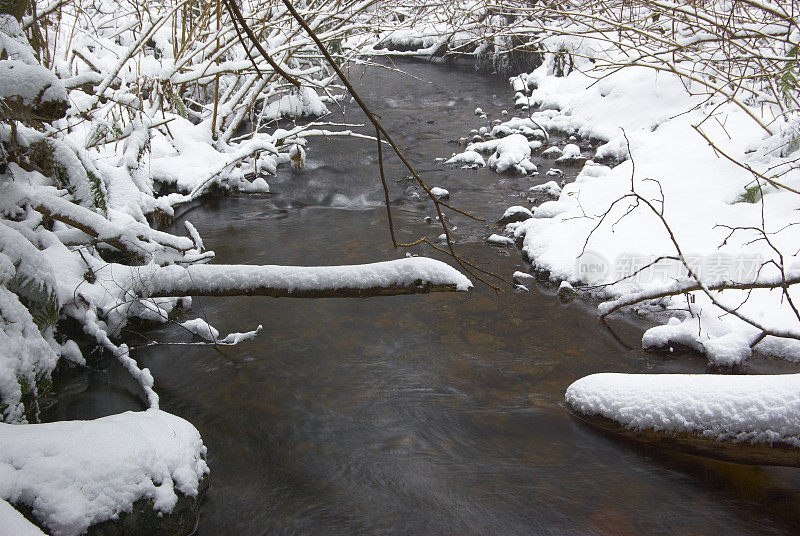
735;184;763;204
27;140;69;189
0;0;29;19
86;169;107;214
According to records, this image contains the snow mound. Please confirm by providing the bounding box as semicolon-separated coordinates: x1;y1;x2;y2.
0;60;67;107
0;410;209;536
497;205;534;224
486;134;536;174
566;373;800;446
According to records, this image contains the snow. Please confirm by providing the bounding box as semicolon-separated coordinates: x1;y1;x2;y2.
497;205;533;224
142;257;473;295
542;146;562;158
0;60;66;107
528;180;562;198
0;499;46;536
430;186;450;200
512;271;535;285
0;410;208;536
261;87;329;120
486;234;514;246
555;143;582;163
180;318;219;341
445;150;485;168
0;287;58;423
485;134;537;174
491;38;800;364
566;373;800;446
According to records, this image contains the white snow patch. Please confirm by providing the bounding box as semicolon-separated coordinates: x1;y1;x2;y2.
0;410;209;536
486;234;514;246
566;373;800;446
430;186;450;199
180;318;219;341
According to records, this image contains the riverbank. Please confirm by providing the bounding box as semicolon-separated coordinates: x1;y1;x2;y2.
46;57;800;536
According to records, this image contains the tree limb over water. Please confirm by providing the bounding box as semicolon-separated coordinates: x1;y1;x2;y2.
140;258;473;299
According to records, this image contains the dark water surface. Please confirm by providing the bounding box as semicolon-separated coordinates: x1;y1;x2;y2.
49;59;800;535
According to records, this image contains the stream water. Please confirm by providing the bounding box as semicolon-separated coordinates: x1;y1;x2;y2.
46;59;800;535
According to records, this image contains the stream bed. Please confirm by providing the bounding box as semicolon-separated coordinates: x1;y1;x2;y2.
46;59;800;536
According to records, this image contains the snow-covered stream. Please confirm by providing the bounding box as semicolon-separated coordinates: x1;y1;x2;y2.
42;59;800;535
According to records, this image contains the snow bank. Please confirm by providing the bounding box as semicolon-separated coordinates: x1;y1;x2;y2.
566;373;800;447
501;46;800;364
0;410;209;536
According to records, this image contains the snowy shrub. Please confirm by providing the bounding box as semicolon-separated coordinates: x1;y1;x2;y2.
0;0;396;421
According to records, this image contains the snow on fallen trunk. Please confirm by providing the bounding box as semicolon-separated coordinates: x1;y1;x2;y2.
0;409;209;536
140;257;472;298
566;373;800;448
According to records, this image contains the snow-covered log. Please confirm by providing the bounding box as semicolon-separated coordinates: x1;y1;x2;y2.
566;373;800;466
140;258;473;299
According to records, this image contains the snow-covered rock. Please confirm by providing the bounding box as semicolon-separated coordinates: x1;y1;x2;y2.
541;146;563;159
528;180;562;200
497;205;534;225
557;280;577;301
512;271;535;285
0;410;209;536
555;143;584;164
486;234;514;246
445;150;485;168
486;134;537;174
430;186;450;200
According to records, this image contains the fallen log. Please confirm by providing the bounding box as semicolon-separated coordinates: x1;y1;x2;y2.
565;372;800;467
139;257;473;299
570;410;800;467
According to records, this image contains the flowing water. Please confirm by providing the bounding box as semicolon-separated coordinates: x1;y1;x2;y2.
47;59;800;535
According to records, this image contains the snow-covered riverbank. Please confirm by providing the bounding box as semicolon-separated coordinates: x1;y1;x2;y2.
385;0;800;452
441;14;800;367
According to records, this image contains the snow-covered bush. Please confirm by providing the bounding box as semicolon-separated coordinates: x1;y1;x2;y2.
0;0;393;422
